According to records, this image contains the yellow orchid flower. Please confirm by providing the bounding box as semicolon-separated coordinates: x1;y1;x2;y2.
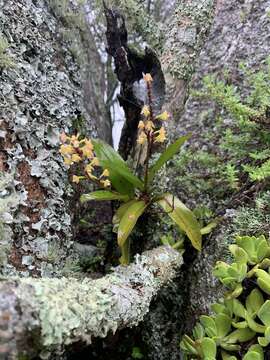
91;157;100;167
72;175;81;184
143;73;153;83
101;179;111;188
138;120;145;130
81;140;94;159
71;154;82;163
85;164;94;177
141;105;150;117
145;121;155;132
154;127;166;143
63;157;73;166
137;132;147;145
156;111;170;121
101;169;110;177
60;144;74;156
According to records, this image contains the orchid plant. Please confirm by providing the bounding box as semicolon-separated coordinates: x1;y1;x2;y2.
60;73;202;264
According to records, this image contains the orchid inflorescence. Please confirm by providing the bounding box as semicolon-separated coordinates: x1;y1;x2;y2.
59;133;111;188
137;73;170;146
59;73;202;265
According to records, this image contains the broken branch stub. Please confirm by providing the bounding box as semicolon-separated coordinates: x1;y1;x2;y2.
103;3;165;160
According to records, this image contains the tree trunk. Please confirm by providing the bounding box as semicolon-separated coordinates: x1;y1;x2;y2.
173;0;270;334
0;0;82;277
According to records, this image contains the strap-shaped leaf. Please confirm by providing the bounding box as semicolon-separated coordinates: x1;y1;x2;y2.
113;199;137;225
80;191;130;203
119;238;130;265
93;139;144;191
157;193;202;251
148;134;191;183
117;200;147;247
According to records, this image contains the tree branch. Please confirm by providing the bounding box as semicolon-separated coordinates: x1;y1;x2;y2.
0;246;182;359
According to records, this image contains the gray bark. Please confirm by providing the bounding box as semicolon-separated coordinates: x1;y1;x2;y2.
174;0;270;334
0;0;83;277
0;246;182;359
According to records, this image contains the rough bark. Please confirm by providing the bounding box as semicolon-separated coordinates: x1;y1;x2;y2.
174;0;270;334
0;0;84;277
161;0;217;126
0;246;182;359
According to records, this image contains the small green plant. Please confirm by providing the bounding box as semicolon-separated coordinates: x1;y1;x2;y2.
60;73;203;264
132;346;144;359
180;234;270;359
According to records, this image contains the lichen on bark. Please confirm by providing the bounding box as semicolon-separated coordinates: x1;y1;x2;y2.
0;246;182;359
0;0;82;276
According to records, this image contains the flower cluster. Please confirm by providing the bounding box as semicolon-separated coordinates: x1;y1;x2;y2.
137;73;170;146
59;133;111;188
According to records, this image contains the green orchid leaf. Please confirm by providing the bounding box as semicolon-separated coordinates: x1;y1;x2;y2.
117;200;147;247
211;303;227;315
148;134;191;183
200;220;218;235
236;236;256;264
231;320;248;329
257;278;270;295
227;263;247;280
243;352;263;360
93;139;144;192
213;261;230;279
228;283;243;299
255;269;270;295
158;193;201;251
80;191;130;203
201;337;217;358
220;343;240;352
119;238;130;265
113;200;137;226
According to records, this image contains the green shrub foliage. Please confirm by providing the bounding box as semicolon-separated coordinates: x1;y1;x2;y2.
196;59;270;184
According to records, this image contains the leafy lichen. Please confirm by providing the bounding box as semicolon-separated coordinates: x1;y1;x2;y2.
0;246;183;357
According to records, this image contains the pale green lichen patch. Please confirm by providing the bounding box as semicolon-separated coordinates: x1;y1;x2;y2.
0;0;85;276
0;173;20;270
10;246;182;355
162;0;215;80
